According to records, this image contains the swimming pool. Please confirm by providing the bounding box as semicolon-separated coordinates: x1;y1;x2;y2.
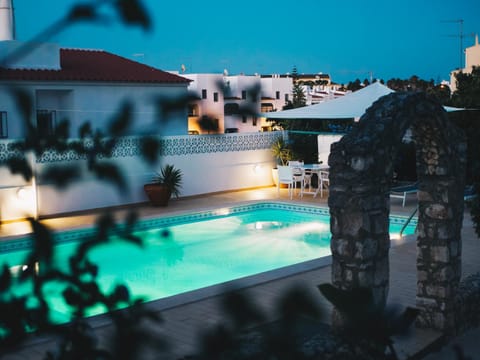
0;202;416;324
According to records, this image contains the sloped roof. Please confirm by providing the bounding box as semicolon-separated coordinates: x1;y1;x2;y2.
0;48;191;84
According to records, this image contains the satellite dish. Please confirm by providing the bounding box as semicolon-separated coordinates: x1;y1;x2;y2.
223;68;229;76
181;64;186;73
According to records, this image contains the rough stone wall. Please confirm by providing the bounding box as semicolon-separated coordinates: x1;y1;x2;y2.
328;92;466;333
413;110;466;333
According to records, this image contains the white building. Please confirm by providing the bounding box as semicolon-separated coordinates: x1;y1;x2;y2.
182;73;225;134
260;74;292;111
0;43;191;139
450;34;480;92
183;73;289;133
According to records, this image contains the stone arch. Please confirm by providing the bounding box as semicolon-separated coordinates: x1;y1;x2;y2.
328;92;466;332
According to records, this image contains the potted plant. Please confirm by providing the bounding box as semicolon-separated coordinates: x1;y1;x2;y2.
144;164;183;206
270;137;292;186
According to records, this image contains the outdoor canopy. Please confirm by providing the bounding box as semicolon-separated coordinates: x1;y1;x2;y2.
263;81;463;120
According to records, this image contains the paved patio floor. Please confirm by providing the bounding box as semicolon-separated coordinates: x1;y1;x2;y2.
1;186;479;359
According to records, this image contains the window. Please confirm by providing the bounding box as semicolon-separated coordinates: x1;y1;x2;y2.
284;94;289;102
202;89;207;99
252;117;257;126
37;110;56;137
0;112;7;138
224;103;240;115
261;103;274;113
241;90;247;100
188;104;199;116
276;91;280;100
213;92;219;102
242;116;247;123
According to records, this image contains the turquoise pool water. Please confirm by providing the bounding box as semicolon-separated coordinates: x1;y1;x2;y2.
0;202;416;324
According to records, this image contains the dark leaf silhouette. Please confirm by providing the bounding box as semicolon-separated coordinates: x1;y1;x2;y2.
108;302;167;360
66;4;99;22
220;291;265;329
5;156;32;182
386;306;420;336
319;283;420;359
41;164;82;189
110;284;130;304
0;264;12;292
26;218;55;272
108;102;133;137
276;285;323;322
198;324;236;360
91;162;127;192
55;118;71;138
11;88;33;128
155;93;195;120
115;0;151;31
78;122;93;138
139;136;161;164
120;211;142;246
318;283;374;317
198;115;219;133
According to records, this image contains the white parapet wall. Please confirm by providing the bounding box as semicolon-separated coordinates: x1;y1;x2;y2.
317;133;344;165
0;132;283;220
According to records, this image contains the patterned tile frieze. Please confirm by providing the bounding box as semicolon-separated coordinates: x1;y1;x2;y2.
0;132;284;164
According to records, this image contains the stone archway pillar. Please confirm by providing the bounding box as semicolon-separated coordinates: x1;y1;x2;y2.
328;92;466;333
329;141;392;313
414;121;466;332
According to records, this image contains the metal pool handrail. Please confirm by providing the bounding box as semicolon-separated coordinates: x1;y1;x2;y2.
399;206;418;238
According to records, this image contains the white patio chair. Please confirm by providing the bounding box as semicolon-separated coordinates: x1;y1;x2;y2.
303;169;313;193
277;165;294;199
318;170;330;197
288;161;305;197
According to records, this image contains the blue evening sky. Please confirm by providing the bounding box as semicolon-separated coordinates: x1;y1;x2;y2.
13;0;480;84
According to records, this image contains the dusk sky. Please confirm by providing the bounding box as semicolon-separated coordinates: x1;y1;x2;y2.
13;0;480;84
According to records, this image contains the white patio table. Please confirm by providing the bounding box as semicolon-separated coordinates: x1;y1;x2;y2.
301;163;329;197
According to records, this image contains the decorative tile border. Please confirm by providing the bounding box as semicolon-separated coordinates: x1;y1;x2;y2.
0;202;416;254
0;132;284;164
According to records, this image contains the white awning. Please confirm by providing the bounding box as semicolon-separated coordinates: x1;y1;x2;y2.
264;82;464;120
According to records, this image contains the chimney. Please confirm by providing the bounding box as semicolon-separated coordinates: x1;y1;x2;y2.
0;0;15;41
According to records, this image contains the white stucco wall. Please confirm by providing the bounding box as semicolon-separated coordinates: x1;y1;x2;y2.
260;75;292;112
0;132;283;220
317;133;344;164
0;81;189;139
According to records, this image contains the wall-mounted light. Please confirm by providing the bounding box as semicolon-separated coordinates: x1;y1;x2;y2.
16;187;28;200
253;164;262;174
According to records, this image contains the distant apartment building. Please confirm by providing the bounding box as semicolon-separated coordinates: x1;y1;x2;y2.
182;73;225;134
294;73;347;104
450;34;480;92
183;72;344;133
184;73;292;134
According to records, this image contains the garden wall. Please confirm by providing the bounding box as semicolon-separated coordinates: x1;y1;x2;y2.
0;131;283;220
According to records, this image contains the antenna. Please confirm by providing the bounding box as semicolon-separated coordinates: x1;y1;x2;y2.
441;19;475;69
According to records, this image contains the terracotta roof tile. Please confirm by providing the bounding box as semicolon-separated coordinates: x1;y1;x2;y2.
0;48;191;84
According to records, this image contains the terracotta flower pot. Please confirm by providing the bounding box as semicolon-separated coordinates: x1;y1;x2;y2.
143;183;172;206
